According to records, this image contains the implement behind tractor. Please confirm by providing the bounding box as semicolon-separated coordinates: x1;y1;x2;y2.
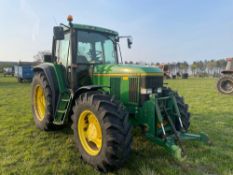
217;58;233;94
14;63;34;83
31;16;209;172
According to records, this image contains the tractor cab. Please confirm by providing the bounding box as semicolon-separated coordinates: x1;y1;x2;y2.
51;16;133;90
53;23;120;65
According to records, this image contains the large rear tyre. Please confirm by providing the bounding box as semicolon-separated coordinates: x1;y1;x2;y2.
217;74;233;95
31;72;55;130
71;91;132;172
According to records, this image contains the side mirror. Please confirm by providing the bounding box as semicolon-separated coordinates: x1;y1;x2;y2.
118;35;133;49
53;26;64;40
127;37;133;49
115;36;120;42
43;54;53;62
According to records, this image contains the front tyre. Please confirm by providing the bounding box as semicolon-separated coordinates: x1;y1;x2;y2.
174;91;190;131
163;88;190;131
31;72;55;130
71;91;132;172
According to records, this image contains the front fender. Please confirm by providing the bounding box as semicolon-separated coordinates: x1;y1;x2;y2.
73;85;110;100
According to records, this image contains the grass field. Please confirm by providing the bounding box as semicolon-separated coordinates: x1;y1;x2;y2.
0;75;233;175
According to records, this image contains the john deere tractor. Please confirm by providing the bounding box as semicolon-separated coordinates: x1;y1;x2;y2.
217;58;233;95
31;16;208;172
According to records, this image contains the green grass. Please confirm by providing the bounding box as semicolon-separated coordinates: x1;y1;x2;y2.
0;75;233;175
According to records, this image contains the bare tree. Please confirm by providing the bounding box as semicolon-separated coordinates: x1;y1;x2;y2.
33;50;51;63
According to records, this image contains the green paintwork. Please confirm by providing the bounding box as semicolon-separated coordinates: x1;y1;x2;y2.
92;64;163;106
93;64;162;75
53;64;69;93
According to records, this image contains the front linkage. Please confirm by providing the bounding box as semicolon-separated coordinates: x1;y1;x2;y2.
136;88;209;160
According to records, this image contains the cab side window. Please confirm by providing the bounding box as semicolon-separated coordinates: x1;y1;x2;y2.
56;33;70;66
104;40;116;64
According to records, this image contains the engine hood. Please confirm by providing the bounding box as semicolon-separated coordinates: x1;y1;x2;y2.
93;64;163;76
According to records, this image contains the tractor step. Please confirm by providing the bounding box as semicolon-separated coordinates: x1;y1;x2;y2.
53;92;72;125
61;99;70;102
57;110;66;113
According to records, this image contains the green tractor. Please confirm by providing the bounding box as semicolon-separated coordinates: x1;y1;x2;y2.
31;16;208;172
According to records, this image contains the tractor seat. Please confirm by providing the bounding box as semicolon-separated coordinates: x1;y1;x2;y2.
77;55;88;64
76;55;89;72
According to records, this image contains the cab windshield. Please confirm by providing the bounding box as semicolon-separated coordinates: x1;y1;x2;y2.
77;30;118;64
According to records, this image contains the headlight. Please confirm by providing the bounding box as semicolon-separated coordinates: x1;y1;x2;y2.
141;88;152;94
157;87;162;93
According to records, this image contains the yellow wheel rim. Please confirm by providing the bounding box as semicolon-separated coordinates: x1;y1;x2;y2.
78;110;102;156
34;84;46;121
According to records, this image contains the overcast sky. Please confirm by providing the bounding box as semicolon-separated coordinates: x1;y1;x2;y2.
0;0;233;63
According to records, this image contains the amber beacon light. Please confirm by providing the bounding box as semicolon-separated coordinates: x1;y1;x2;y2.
67;15;73;22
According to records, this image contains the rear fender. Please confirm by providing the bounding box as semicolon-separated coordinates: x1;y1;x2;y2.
33;64;59;115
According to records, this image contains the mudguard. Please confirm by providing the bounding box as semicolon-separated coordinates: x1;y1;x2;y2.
73;85;110;100
33;63;59;115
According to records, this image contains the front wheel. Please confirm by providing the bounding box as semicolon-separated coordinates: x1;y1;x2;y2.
163;88;190;131
174;91;190;131
71;91;132;172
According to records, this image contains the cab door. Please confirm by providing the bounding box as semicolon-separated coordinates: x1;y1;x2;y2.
55;32;71;86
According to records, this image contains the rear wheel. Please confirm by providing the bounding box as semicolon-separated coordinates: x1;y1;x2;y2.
31;72;55;130
71;91;132;172
217;74;233;95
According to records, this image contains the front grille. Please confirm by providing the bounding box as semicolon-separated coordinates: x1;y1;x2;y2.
129;77;139;103
140;76;163;92
140;76;164;105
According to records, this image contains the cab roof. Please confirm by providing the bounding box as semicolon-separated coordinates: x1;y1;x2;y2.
72;23;118;36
